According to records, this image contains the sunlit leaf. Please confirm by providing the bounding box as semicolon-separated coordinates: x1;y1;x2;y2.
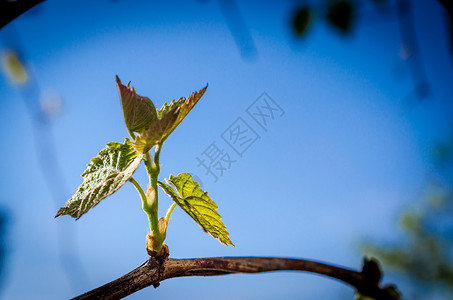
158;173;233;246
133;105;180;153
56;138;143;219
134;84;208;153
166;84;208;137
116;76;158;137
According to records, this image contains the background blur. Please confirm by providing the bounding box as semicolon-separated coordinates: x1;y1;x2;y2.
1;0;452;299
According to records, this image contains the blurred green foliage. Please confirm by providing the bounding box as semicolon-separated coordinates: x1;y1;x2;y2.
364;134;453;298
291;0;358;37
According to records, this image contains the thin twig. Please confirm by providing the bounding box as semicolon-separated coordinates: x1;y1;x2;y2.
72;256;399;300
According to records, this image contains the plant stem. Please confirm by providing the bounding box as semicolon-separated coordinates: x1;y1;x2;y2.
165;203;177;221
142;143;166;255
129;177;146;204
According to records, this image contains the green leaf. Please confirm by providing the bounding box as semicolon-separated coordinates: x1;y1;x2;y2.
161;84;208;139
134;85;208;153
133;105;180;153
158;173;233;246
292;6;312;36
56;138;143;219
116;76;158;137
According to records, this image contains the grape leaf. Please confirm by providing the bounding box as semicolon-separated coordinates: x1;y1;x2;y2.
159;84;208;140
132;105;180;153
56;138;143;219
158;173;233;246
134;84;208;153
116;76;158;136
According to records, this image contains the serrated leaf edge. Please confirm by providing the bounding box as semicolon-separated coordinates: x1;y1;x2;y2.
157;173;233;246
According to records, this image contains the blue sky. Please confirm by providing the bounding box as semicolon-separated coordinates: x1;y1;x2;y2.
0;1;452;299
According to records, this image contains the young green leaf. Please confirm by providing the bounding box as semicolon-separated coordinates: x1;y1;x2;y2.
158;173;233;246
133;105;180;153
160;84;208;140
133;85;208;153
56;138;143;219
116;76;158;137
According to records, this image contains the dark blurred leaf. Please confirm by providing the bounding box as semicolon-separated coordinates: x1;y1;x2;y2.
353;284;401;299
434;144;451;163
438;0;453;59
353;292;375;300
326;0;354;34
292;6;312;36
383;285;401;299
0;0;44;29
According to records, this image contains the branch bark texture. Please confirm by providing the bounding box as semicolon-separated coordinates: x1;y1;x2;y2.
73;256;399;300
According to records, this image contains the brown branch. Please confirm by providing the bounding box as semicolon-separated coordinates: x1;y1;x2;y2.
72;256;399;300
